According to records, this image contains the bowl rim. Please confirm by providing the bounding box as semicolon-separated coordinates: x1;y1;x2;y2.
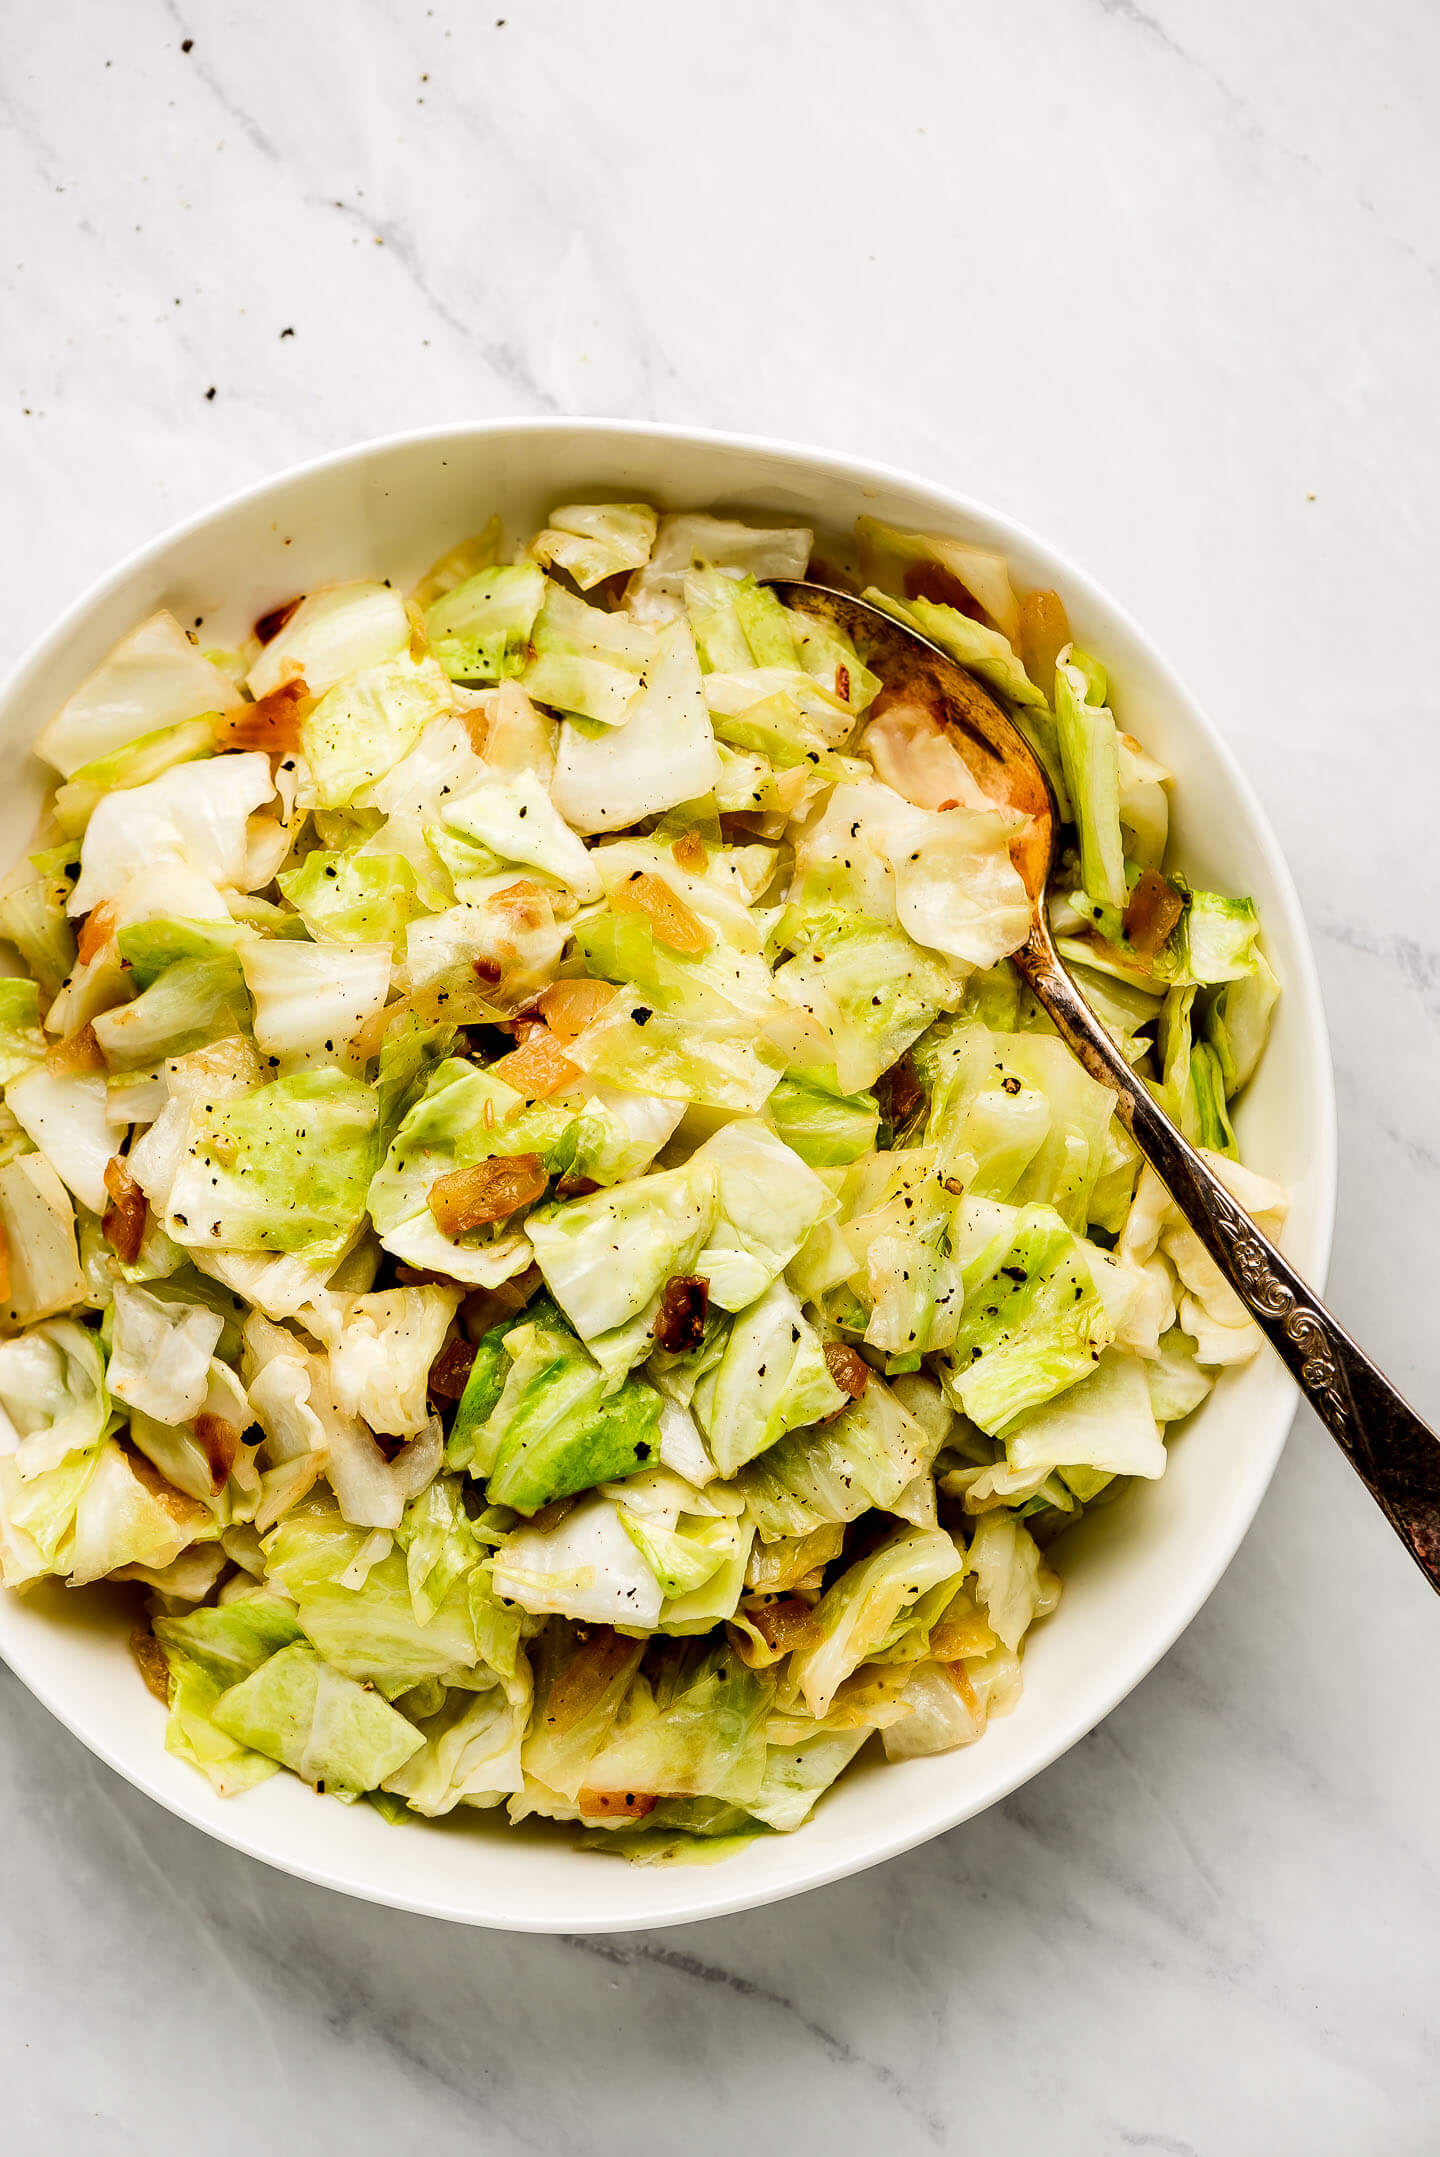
0;417;1338;1930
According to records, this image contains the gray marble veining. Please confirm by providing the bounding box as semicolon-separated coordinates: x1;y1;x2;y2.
2;2;1439;2151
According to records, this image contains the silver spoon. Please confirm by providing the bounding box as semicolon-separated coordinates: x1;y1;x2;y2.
771;580;1440;1590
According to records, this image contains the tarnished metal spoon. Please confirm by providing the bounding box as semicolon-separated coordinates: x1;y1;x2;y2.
772;580;1440;1591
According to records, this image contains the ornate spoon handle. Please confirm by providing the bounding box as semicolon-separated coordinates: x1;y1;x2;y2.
1017;926;1440;1591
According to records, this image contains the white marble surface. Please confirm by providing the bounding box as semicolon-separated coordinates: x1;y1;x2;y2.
3;1;1440;2149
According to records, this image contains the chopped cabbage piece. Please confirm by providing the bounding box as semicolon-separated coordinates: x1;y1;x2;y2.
479;1312;662;1510
0;979;46;1086
693;1281;846;1476
863;588;1045;710
788;1524;966;1717
211;1641;424;1798
427;563;546;683
278;850;417;946
157;1068;379;1270
53;716;218;839
248;581;409;701
70;755;275;915
626;514;812;621
527;1161;716;1342
298;655;453;811
241;940;391;1067
7;1066;114;1214
522;580;657;724
532;502;657;590
38;610;241;777
550;621;721;833
107;1283;224;1425
1054;649;1127;913
766;1066;879;1167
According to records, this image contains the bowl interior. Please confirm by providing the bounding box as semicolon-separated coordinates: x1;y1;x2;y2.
0;423;1335;1930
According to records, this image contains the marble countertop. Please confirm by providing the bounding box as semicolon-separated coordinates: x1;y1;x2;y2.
4;2;1439;2150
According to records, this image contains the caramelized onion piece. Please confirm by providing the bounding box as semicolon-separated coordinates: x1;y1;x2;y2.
130;1626;173;1704
216;678;310;754
489;878;553;920
428;1152;547;1236
537;977;615;1042
823;1342;870;1400
1017;588;1072;705
194;1412;241;1492
102;1155;148;1265
76;900;117;966
47;1023;105;1076
254;596;303;645
654;1274;710;1355
611;870;713;954
490;1030;582;1101
427;1333;477;1401
1122;867;1185;957
875;1049;925;1135
671;828;709;874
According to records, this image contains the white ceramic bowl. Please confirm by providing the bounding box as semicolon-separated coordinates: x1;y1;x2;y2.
0;421;1336;1932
